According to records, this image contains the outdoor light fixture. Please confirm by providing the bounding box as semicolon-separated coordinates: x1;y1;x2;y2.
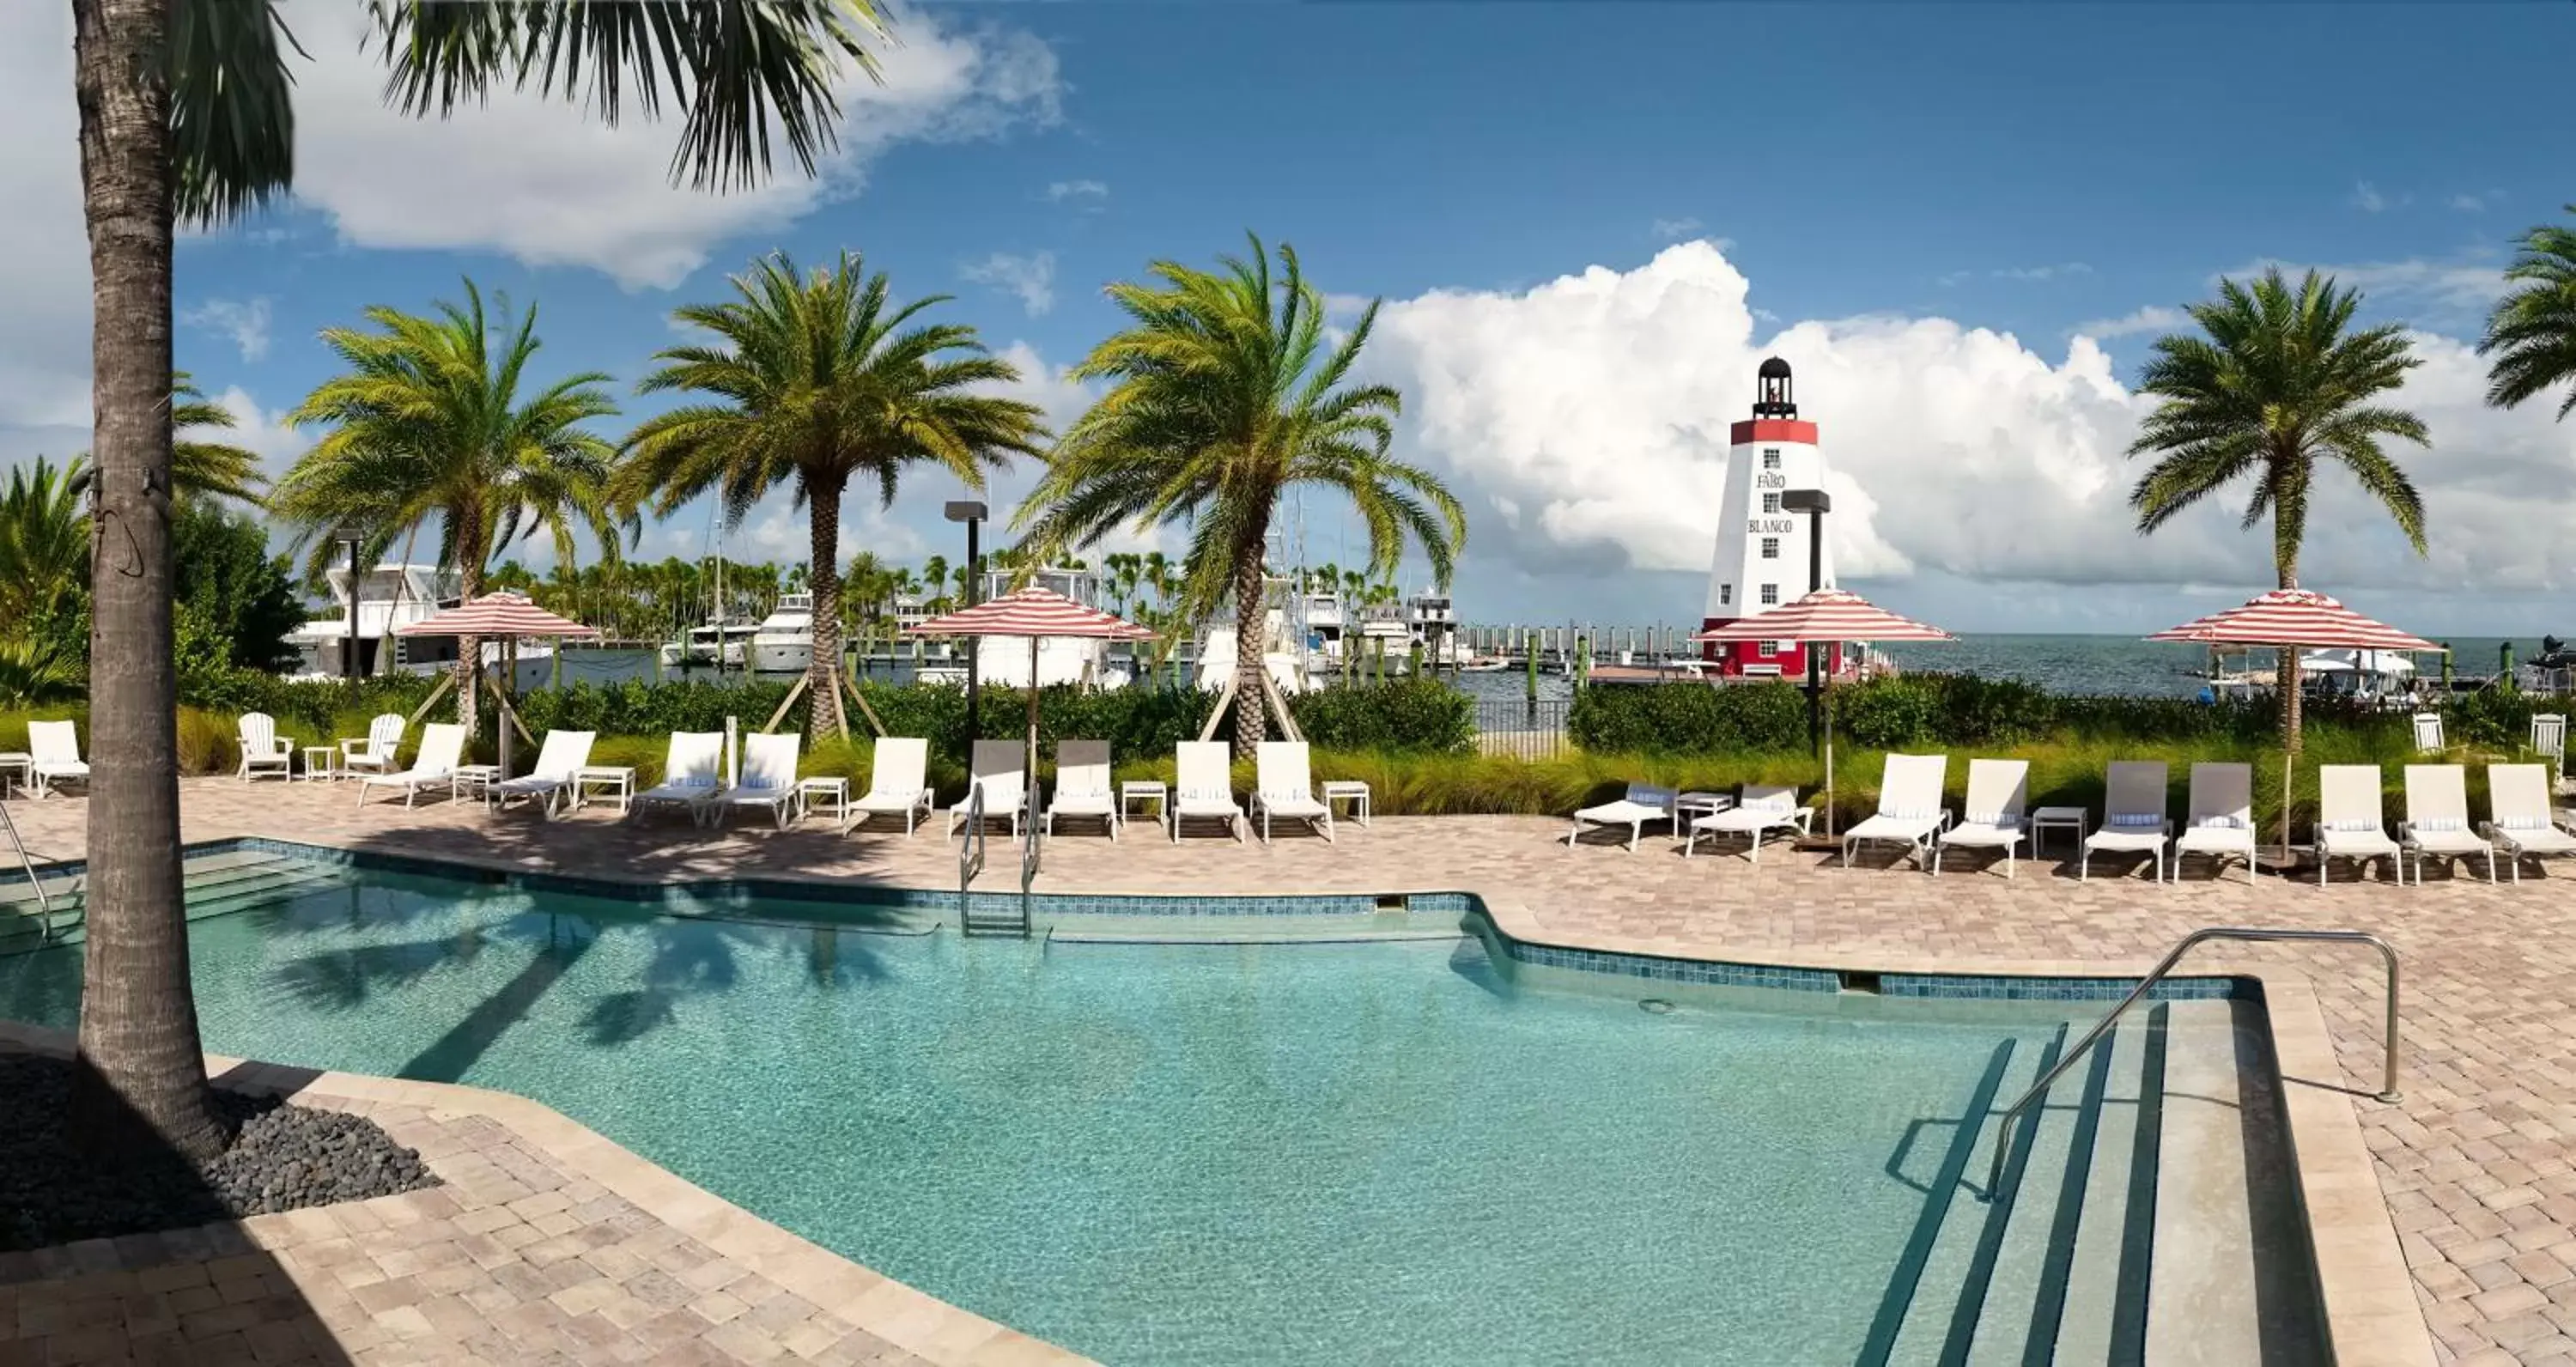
334;526;365;681
943;501;990;738
1778;489;1832;752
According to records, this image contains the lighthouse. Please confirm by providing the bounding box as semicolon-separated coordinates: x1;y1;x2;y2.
1700;357;1840;677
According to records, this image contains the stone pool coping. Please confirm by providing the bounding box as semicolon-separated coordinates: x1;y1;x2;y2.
1473;896;2434;1367
11;829;2433;1365
0;1019;1091;1367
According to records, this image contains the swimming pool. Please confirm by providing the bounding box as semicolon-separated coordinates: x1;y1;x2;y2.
0;852;2300;1364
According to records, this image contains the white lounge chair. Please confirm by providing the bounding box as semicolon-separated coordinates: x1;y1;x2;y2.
2412;712;2445;753
1933;758;2028;878
1251;742;1334;844
1173;741;1245;843
2314;764;2401;885
352;722;465;811
848;738;934;835
948;740;1028;838
2081;762;2172;884
1685;784;1811;861
2482;764;2576;884
2400;763;2492;885
708;732;802;831
1566;782;1677;854
340;713;405;779
26;721;88;799
2533;714;2567;790
236;712;294;782
489;730;595;817
1044;740;1119;840
2170;762;2258;884
633;732;726;825
1842;755;1950;871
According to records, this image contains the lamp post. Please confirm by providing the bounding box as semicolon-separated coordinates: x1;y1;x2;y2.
945;501;988;743
1779;489;1831;754
335;528;364;681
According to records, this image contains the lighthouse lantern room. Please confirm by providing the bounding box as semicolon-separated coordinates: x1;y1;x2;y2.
1700;357;1843;677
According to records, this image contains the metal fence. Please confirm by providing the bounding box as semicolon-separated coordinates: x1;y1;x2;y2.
1473;698;1571;759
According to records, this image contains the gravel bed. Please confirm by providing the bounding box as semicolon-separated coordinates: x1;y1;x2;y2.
0;1052;438;1251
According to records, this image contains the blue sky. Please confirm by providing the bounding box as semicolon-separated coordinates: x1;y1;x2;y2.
5;3;2573;634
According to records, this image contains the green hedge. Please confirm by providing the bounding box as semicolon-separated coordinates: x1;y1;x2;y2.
1564;673;2567;754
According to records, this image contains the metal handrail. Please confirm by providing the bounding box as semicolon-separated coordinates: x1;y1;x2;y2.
957;781;987;929
1985;926;2399;1194
0;801;48;926
1019;774;1042;927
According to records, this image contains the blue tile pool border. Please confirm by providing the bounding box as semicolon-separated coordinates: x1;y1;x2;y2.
9;835;2259;1003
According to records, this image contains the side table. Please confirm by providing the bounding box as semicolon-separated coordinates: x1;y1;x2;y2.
1121;780;1169;831
1321;780;1373;829
452;764;502;805
2031;805;2088;857
0;752;30;799
300;745;339;782
798;775;851;828
573;765;635;813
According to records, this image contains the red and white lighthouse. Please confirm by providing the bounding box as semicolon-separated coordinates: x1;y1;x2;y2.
1700;357;1842;677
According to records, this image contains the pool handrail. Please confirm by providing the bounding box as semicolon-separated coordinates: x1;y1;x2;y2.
957;781;986;929
0;801;48;927
1984;925;2399;1195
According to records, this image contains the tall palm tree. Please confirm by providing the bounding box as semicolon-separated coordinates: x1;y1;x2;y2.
920;554;950;613
0;458;89;626
1018;237;1467;755
615;251;1047;738
2127;267;2429;752
2480;204;2576;422
274;280;623;744
75;0;884;1163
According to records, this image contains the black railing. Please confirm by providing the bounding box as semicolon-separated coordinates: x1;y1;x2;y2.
1473;699;1572;759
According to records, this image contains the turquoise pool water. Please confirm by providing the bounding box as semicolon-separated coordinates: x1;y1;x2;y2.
0;866;2081;1365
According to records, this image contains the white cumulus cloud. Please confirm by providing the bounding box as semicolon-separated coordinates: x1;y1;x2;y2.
1359;241;2576;607
278;3;1064;290
1047;179;1109;203
182;298;273;362
960;252;1056;318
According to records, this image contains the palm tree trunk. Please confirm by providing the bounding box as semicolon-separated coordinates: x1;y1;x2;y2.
1231;549;1268;758
453;512;484;747
807;471;848;739
70;0;225;1163
2278;562;2302;756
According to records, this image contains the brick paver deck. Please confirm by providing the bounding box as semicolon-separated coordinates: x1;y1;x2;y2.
6;776;2565;1362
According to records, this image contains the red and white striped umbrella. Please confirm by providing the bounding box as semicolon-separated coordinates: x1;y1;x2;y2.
2146;588;2437;651
1690;587;1953;644
904;586;1157;641
394;591;598;639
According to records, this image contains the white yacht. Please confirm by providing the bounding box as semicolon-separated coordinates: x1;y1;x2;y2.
287;563;464;680
974;567;1136;688
749;592;817;673
659;617;753;669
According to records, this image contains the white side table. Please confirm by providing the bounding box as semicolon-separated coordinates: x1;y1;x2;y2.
300;745;338;781
1121;781;1169;830
2032;805;2088;856
0;752;31;799
453;764;501;804
798;776;850;827
574;765;635;813
1321;780;1373;829
1675;790;1734;829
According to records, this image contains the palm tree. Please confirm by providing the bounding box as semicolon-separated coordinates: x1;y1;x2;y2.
0;458;93;626
2127;267;2429;752
920;554;950;613
274;280;623;744
615;252;1047;738
75;0;884;1163
1018;237;1467;755
2480;205;2576;421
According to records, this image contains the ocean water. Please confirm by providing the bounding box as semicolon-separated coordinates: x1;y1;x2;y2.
0;869;2081;1366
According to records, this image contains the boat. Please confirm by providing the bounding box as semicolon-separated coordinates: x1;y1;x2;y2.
286;563;463;680
659;617;753;669
749;592;816;672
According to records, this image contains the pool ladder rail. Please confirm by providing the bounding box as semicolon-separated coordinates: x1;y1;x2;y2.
0;799;52;939
955;776;1039;938
1985;925;2401;1194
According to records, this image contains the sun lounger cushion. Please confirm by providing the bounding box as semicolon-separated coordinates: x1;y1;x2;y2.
2108;813;2160;828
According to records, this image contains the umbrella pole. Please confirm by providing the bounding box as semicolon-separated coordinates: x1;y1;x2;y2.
1027;636;1041;799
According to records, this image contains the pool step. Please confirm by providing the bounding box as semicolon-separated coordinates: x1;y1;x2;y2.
0;851;355;951
1867;1000;2318;1367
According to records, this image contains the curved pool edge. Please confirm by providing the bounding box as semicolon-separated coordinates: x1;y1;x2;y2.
9;831;2436;1366
0;1018;1096;1367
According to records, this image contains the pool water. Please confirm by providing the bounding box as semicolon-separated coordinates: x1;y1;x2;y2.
0;868;2082;1365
